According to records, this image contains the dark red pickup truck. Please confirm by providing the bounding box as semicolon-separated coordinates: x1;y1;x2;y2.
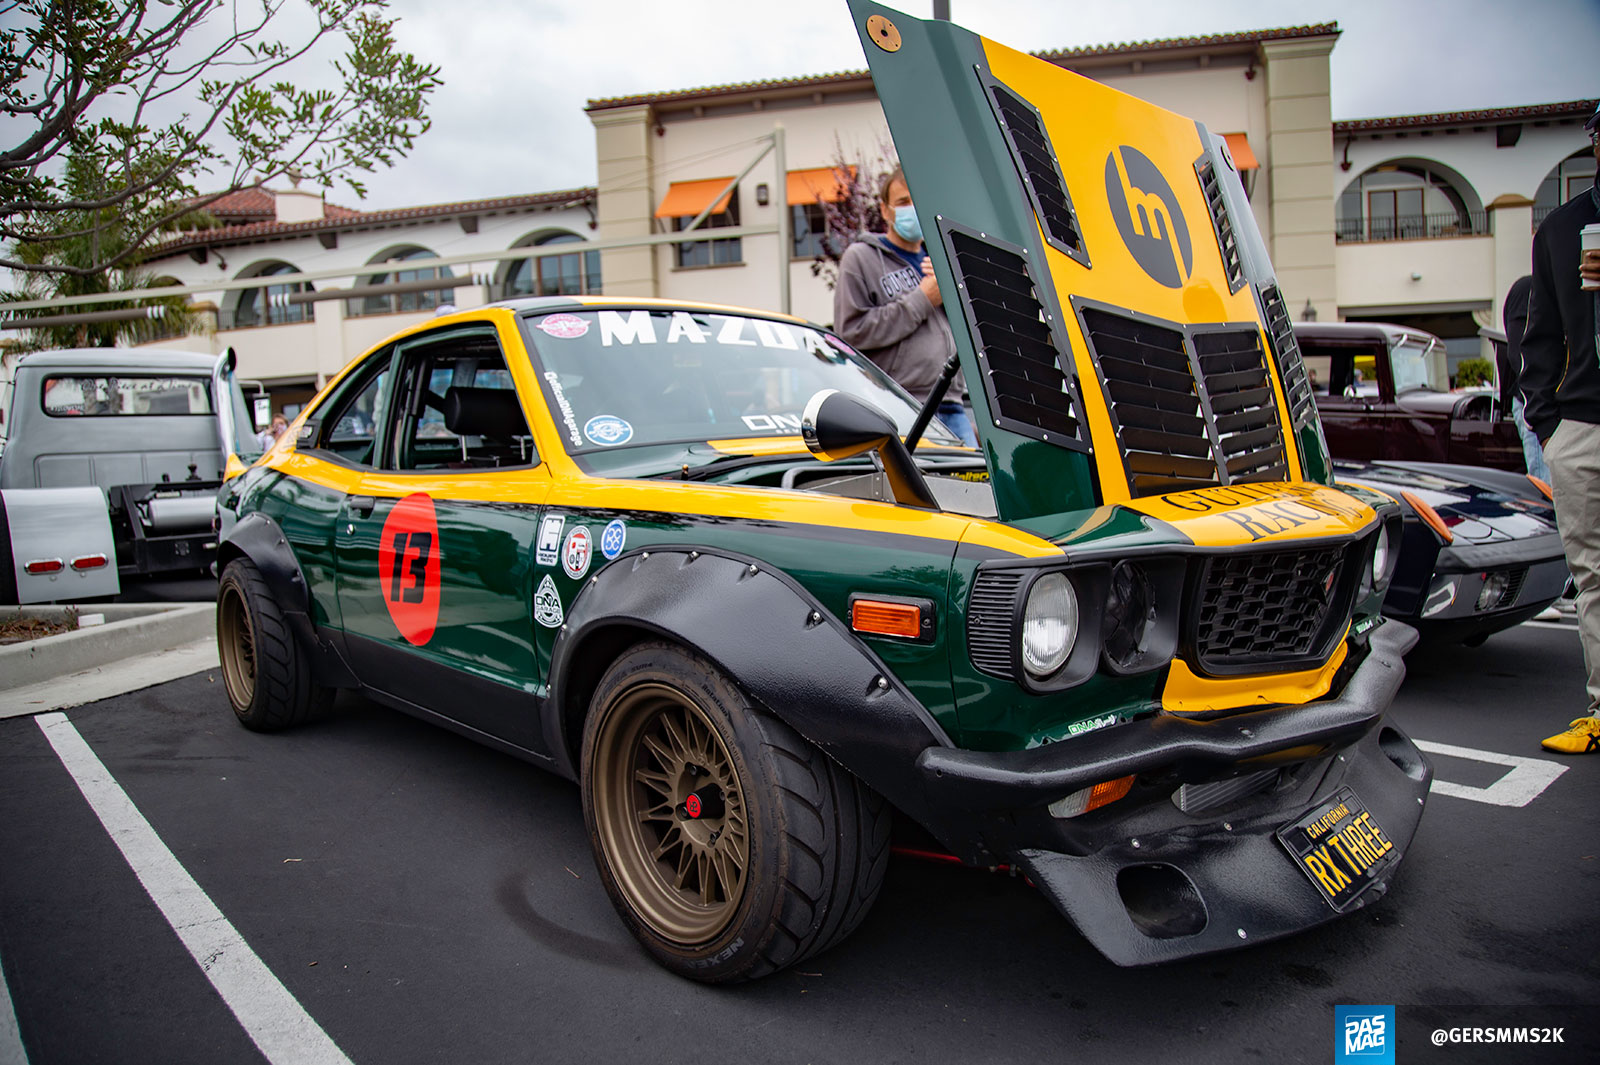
1297;322;1524;472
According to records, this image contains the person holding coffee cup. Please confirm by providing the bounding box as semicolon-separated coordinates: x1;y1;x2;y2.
1521;102;1600;754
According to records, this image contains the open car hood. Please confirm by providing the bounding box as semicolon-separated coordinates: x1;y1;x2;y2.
849;1;1330;524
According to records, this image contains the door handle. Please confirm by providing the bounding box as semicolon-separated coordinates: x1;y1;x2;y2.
345;496;377;518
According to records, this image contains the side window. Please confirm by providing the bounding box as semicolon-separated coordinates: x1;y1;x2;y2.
314;352;391;466
389;331;535;471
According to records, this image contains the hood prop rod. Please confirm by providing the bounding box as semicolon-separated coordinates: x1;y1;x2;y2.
904;351;963;453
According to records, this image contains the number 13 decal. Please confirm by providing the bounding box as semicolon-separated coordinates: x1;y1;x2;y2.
378;493;442;645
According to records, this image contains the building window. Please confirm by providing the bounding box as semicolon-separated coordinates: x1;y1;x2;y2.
1335;162;1486;243
231;262;313;328
791;203;847;260
504;232;602;298
1533;148;1597;229
673;193;741;268
348;248;454;317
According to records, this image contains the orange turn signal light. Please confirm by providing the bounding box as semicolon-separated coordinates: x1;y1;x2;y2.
850;599;923;639
1527;476;1554;501
1399;490;1453;545
1047;774;1136;819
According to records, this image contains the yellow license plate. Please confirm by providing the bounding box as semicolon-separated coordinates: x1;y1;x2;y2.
1276;786;1398;912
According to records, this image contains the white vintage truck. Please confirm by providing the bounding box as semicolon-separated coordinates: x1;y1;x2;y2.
0;347;261;604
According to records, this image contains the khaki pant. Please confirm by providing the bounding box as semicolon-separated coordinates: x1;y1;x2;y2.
1544;418;1600;711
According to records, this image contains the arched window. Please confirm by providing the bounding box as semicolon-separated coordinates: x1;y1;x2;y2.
1533;147;1597;228
348;247;454;317
1335;160;1485;243
503;231;602;299
231;261;313;328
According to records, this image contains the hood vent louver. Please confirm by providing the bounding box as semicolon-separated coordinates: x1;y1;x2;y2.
986;82;1089;267
1190;327;1288;484
1078;305;1291;498
1080;308;1216;497
1194;157;1245;293
942;224;1087;451
1258;284;1317;431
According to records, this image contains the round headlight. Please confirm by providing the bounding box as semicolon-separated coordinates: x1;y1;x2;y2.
1104;562;1155;670
1372;524;1393;585
1022;573;1079;678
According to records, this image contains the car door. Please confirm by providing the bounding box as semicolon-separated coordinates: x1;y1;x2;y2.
1307;347;1387;461
334;321;553;754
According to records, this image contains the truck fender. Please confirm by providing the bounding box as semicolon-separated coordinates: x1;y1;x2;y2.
217;513;358;688
547;546;954;831
0;487;120;605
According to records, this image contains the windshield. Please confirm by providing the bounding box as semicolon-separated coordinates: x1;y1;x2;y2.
1390;336;1448;394
519;309;958;456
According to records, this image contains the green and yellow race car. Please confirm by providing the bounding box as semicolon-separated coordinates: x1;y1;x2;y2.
214;1;1431;982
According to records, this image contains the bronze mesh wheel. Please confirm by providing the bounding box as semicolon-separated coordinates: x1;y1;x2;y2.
217;577;257;709
588;681;749;943
581;640;891;983
216;557;333;731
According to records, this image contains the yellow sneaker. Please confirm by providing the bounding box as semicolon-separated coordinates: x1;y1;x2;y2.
1541;716;1600;754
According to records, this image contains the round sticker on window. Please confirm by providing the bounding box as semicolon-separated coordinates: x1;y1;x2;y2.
378;493;442;646
584;415;633;447
538;313;589;339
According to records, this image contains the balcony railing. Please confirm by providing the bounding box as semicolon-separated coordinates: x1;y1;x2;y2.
1335;210;1491;244
1532;205;1557;232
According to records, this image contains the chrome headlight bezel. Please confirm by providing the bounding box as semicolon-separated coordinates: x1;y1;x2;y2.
1021;572;1078;678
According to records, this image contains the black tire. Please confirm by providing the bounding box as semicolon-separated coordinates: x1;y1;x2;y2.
581;640;890;983
216;557;333;731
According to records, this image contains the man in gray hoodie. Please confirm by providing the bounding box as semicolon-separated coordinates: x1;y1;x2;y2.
832;166;977;446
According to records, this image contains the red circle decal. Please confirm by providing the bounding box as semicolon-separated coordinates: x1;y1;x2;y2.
685;794;702;819
378;493;443;645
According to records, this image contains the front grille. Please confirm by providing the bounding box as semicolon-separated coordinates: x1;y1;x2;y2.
968;569;1026;679
1194;543;1353;672
1259;284;1317;431
1194;157;1244;292
1190;328;1288;483
1081;308;1217;496
987;83;1086;262
945;227;1085;449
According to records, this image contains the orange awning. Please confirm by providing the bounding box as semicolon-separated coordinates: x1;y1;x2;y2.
786;165;856;206
1222;132;1259;171
654;178;735;219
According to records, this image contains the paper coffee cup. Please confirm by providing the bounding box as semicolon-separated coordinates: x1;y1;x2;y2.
1584;223;1600;290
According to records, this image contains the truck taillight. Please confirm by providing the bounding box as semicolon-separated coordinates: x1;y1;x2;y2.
24;558;63;575
71;554;109;571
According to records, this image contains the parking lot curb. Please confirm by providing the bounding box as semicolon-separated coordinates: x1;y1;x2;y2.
0;603;216;693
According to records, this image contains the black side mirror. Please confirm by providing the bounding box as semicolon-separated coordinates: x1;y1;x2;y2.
801;390;938;510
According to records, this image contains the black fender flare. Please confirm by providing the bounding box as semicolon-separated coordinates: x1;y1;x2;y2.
217;513;358;688
546;547;954;832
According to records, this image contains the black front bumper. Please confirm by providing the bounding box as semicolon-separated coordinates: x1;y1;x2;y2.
914;621;1431;965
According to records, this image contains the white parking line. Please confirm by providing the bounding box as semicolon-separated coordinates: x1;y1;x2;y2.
1413;739;1569;807
1522;620;1580;632
0;950;24;1065
35;713;353;1065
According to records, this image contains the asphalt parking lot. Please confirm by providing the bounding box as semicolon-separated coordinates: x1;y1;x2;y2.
2;618;1597;1065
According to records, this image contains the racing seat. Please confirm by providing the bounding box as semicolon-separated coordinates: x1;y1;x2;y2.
440;386;533;466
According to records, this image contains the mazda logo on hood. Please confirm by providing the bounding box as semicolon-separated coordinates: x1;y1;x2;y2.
1104;145;1193;288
